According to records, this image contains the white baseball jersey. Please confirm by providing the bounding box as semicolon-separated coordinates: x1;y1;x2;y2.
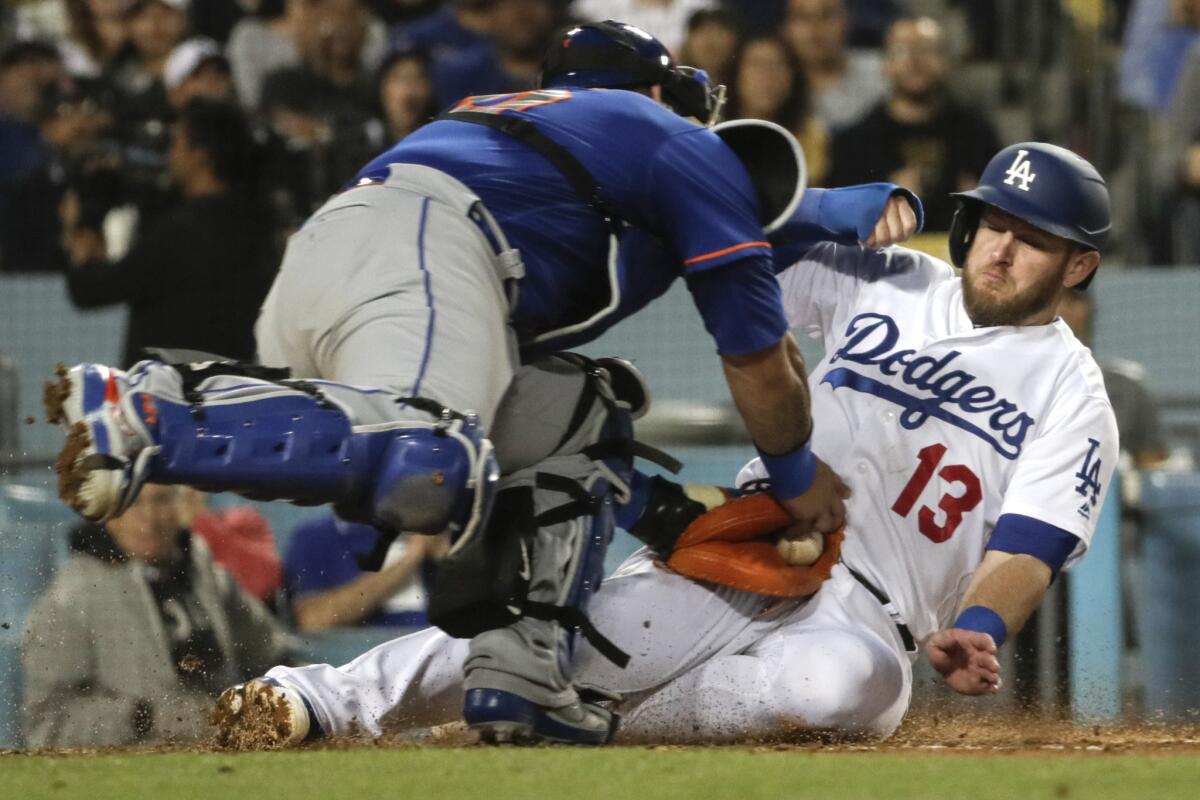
746;242;1119;643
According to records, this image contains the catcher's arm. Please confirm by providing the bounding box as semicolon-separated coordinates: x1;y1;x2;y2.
721;336;849;535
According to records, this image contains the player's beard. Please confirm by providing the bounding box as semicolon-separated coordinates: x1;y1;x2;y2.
962;257;1068;327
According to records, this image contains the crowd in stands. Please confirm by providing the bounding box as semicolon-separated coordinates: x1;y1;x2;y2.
0;0;996;296
4;2;1200;275
1;0;1187;746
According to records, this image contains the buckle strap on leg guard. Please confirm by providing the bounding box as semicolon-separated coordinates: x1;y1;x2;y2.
534;472;600;527
396;395;470;423
582;440;682;474
522;601;630;669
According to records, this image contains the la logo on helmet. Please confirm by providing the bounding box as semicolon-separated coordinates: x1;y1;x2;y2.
1003;149;1037;191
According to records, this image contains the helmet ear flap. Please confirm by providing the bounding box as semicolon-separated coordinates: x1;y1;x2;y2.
948;199;981;268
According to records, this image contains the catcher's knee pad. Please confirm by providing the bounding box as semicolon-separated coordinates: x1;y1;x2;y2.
429;353;670;668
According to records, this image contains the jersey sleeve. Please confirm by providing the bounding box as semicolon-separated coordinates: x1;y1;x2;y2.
646;128;773;273
777;243;945;339
686;256;789;355
997;394;1119;568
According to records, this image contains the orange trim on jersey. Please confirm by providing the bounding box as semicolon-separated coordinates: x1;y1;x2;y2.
684;241;772;266
452;90;573;115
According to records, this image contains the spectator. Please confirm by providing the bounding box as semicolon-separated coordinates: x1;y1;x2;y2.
783;0;887;132
226;0;320;109
0;41;84;274
391;0;494;61
431;0;557;107
1157;7;1200;263
373;48;437;145
571;0;713;52
260;0;379;207
1119;0;1200;113
726;34;827;184
0;41;62;221
162;34;303;237
284;514;447;630
826;17;999;231
163;36;236;108
1058;290;1169;469
107;0;189;134
177;488;285;608
226;0;387;111
21;484;293;747
677;6;740;88
62;99;277;366
59;0;130;79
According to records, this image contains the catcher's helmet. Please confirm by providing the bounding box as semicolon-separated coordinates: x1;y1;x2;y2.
949;142;1110;288
540;20;725;126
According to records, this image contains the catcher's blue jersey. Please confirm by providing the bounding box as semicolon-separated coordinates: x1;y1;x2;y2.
353;88;786;355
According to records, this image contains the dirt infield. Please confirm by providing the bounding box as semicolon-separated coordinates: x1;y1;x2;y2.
265;709;1200;756
7;708;1200;759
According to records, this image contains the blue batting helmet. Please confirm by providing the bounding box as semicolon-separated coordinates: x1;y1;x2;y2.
540;20;725;125
949;142;1110;288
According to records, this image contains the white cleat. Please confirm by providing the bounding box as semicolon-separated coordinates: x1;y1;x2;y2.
211;679;312;750
43;363;155;521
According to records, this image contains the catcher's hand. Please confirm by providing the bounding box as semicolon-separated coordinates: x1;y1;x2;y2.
925;628;1002;695
665;492;843;597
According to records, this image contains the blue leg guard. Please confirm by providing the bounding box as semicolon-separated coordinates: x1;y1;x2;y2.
148;392;497;538
46;360;498;543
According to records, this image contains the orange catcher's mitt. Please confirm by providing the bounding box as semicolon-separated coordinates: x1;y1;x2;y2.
665;492;843;598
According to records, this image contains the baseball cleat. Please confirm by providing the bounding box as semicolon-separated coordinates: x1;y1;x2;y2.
210;679;313;750
463;688;618;745
43;363;155;521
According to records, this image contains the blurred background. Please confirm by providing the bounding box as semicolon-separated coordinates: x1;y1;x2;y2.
3;0;1200;748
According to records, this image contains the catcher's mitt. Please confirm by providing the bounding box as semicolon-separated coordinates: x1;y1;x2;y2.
665;492;843;598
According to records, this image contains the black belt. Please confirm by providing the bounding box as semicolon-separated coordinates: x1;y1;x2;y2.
845;565;917;653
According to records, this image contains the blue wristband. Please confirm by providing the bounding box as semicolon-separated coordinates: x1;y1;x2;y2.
756;442;818;499
954;606;1007;647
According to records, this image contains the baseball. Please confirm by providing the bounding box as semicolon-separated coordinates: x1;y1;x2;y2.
777;530;823;566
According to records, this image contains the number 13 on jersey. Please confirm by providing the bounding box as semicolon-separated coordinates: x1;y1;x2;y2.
891;444;982;543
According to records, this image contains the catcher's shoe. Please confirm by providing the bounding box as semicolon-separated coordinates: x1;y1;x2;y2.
463;688;619;745
43;363;157;521
211;679;315;750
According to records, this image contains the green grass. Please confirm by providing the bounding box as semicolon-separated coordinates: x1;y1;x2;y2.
4;748;1198;800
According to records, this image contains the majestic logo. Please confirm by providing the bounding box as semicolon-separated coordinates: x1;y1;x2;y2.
821;314;1036;460
1003;148;1037;191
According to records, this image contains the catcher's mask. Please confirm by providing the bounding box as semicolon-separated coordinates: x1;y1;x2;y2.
540;20;727;127
712;119;807;234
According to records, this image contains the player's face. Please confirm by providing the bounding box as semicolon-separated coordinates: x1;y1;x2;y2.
962;208;1078;327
